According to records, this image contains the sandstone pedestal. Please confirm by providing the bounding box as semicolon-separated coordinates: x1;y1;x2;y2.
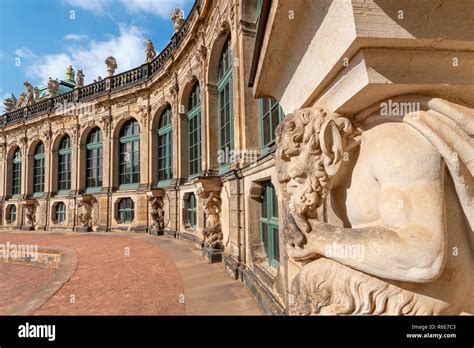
203;245;223;263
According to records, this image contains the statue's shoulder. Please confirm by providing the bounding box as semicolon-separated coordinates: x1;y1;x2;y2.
362;122;443;183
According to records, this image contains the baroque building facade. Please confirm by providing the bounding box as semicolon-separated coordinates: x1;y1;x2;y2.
1;0;473;315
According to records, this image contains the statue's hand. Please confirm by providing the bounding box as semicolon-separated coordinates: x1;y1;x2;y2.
286;209;322;262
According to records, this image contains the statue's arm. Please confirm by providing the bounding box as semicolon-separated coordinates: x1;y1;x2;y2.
294;171;447;284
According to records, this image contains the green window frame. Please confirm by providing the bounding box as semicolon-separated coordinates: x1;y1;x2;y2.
119;198;134;223
55;202;66;223
188;82;201;178
12;148;21;196
119;119;140;188
217;37;233;171
7;205;16;223
33;142;45;194
157;105;173;185
57;136;72;193
260;98;284;154
187;193;197;229
259;181;280;268
86;128;103;190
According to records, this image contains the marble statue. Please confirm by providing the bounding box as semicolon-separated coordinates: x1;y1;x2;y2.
171;8;185;33
145;39;156;63
66;65;75;83
3;94;17;113
105;56;117;77
198;189;223;249
47;78;59;97
275;96;474;315
76;69;84;88
149;196;164;231
23;82;35;106
78;200;93;228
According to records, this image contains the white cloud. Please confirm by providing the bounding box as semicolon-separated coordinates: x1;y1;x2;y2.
26;24;147;86
64;34;88;41
119;0;188;18
14;47;37;59
63;0;111;13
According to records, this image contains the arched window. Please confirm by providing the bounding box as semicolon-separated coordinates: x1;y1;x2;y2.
55;202;66;223
217;37;233;169
260;181;279;268
12;148;21;196
7;205;16;223
58;135;72;192
187;193;197;229
33;142;45;194
260;98;284;153
188;82;201;177
157;106;173;183
119;198;134;223
86;128;103;190
119;119;140;186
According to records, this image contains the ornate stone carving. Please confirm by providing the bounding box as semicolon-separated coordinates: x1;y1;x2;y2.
138;105;149;127
47;78;60;98
148;196;164;231
78;197;94;229
186;71;197;84
76;69;85;88
145;39;156;63
3;94;17;113
105;56;117;77
65;65;75;83
275;99;474;315
23;82;35;106
170;8;185;32
197;189;223;249
168;71;179;96
24;202;38;228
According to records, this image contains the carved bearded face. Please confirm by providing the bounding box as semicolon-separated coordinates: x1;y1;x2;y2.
275;107;356;244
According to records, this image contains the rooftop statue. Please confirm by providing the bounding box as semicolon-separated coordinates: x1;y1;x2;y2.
145;39;156;63
15;82;35;108
47;78;60;97
275;97;474;315
76;69;85;88
170;8;185;33
105;56;117;77
65;65;76;83
3;94;17;113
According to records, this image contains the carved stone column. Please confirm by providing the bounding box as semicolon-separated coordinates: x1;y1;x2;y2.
21;199;37;231
76;194;95;232
147;189;165;235
195;177;223;263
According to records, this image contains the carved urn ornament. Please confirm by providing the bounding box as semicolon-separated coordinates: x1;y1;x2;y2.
105;56;117;77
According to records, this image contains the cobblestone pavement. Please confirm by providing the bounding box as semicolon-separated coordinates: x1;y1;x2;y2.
0;263;55;314
0;231;262;315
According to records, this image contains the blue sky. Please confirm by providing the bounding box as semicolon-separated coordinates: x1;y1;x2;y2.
0;0;195;112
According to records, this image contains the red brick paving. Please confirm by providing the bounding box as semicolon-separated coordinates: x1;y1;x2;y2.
0;263;55;314
0;232;185;315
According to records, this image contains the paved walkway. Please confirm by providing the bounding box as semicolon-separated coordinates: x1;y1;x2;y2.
0;231;262;315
